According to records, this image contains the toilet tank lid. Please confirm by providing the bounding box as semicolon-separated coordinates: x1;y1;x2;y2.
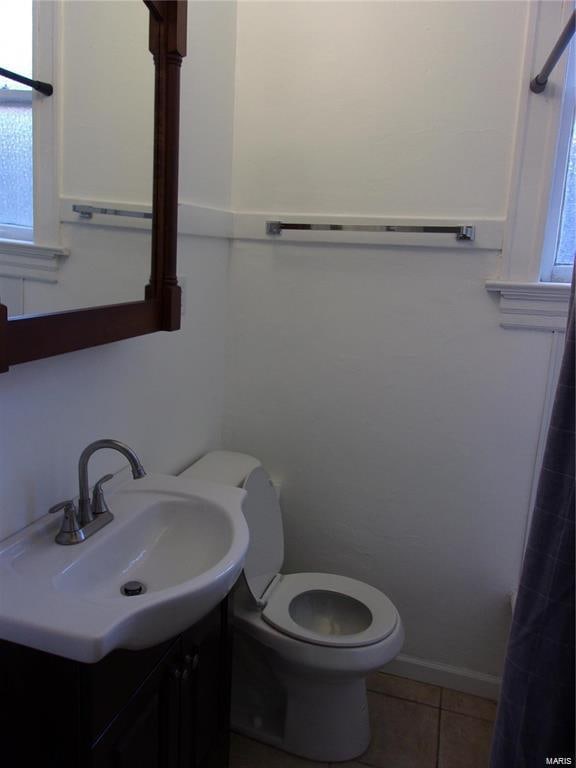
179;450;261;487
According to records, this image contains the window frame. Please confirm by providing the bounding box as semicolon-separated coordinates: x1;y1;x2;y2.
32;0;59;247
0;0;59;251
500;0;574;285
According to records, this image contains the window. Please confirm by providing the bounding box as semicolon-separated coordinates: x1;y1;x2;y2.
486;1;571;330
0;0;33;240
541;105;575;283
496;1;574;289
533;3;575;285
555;118;575;268
0;0;57;248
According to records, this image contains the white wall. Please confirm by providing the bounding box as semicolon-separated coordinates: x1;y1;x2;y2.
224;0;553;689
0;1;238;541
231;0;526;217
224;241;550;681
61;0;154;204
179;0;238;210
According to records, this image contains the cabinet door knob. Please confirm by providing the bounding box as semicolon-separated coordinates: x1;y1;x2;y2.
170;665;182;680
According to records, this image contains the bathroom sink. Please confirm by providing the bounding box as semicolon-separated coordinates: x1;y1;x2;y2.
0;474;249;662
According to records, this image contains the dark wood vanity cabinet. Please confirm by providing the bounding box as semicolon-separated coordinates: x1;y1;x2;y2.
0;598;232;768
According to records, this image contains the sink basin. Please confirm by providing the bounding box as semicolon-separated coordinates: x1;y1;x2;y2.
0;474;249;662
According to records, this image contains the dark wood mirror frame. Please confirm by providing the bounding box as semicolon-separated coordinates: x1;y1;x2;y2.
0;0;187;373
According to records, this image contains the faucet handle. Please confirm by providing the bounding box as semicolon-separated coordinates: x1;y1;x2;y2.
48;500;85;545
48;499;74;514
91;474;114;517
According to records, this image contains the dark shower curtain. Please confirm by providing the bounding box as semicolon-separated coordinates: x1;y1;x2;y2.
491;271;575;767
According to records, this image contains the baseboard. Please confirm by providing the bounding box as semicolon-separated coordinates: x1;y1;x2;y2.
382;653;501;701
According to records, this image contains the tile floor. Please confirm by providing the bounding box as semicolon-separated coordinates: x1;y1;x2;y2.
229;672;497;768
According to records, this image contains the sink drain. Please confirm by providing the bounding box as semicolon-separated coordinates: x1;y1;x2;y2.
121;580;146;596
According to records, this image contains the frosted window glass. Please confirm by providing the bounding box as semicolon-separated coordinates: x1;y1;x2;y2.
0;0;33;230
555;114;575;266
0;100;33;227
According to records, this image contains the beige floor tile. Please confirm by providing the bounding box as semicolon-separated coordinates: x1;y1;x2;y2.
438;710;494;768
230;733;331;768
357;691;440;768
441;688;497;722
367;671;442;707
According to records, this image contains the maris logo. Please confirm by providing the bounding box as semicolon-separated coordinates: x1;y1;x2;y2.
546;759;573;765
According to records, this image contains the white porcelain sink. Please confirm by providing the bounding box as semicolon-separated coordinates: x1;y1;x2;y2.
0;474;249;662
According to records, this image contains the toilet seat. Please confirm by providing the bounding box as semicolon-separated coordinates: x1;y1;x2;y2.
262;572;399;648
183;455;400;652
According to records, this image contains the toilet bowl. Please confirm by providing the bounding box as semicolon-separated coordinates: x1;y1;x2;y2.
179;451;404;762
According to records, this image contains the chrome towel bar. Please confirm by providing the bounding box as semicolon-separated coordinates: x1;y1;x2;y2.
266;221;475;241
72;204;152;221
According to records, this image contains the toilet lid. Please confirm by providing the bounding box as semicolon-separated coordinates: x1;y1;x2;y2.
262;572;399;647
241;466;285;601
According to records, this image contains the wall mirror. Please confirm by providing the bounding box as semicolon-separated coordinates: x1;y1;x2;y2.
0;0;187;372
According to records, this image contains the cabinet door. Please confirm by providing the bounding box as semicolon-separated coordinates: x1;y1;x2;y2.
91;643;181;768
180;599;232;768
0;639;84;768
84;637;176;743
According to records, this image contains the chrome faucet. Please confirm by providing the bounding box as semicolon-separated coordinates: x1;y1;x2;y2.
77;439;146;526
49;439;146;545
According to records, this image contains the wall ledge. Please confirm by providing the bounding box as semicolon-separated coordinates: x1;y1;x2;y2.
60;198;233;239
486;280;571;331
60;200;504;251
0;240;67;283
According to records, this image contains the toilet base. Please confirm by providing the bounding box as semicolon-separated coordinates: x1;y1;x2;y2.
281;670;370;762
231;632;371;762
233;675;370;763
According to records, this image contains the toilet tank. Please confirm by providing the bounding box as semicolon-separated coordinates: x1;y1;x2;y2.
179;451;285;601
179;450;261;486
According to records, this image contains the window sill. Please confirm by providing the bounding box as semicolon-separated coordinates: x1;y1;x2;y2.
549;264;574;284
0;239;68;283
486;280;571;331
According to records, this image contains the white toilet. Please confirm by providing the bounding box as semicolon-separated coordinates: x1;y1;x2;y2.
180;451;404;762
